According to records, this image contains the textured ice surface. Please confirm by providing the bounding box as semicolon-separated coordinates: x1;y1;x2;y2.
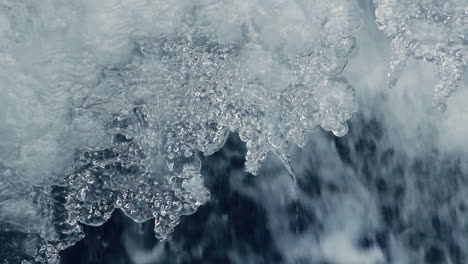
373;0;467;111
0;0;466;263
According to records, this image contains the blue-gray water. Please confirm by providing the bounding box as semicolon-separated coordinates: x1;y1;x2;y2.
60;125;467;264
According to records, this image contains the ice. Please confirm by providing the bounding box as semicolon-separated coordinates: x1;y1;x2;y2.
373;0;467;111
0;0;466;263
0;0;360;262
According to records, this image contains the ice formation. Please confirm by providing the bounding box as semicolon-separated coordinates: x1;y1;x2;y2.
0;0;360;263
373;0;467;111
0;0;466;263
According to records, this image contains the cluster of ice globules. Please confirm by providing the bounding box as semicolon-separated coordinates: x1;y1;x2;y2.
67;17;359;240
373;0;467;111
0;0;359;263
21;5;361;263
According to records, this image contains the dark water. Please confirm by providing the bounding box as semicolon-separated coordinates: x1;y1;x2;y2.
60;115;468;264
61;134;282;264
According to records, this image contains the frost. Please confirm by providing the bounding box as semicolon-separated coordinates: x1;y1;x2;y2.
373;0;467;111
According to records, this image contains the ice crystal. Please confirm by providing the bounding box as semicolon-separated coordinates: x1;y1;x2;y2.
0;0;363;262
373;0;467;111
